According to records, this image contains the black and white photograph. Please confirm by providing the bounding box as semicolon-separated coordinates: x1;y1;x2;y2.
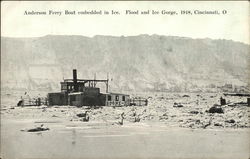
1;1;249;159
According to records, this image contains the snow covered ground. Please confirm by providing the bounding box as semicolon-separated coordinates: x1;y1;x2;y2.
1;90;250;159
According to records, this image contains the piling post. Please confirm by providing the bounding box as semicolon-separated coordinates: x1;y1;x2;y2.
38;98;41;106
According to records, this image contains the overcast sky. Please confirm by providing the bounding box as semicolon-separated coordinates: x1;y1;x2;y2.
1;1;249;44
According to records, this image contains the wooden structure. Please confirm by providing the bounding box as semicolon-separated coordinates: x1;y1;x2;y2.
129;97;148;106
17;97;47;106
61;69;109;93
47;69;147;107
105;93;130;106
47;92;68;106
68;91;106;107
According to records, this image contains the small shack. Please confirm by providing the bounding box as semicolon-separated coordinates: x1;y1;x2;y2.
106;93;130;106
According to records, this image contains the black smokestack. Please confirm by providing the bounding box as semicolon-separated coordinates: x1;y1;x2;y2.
73;69;78;92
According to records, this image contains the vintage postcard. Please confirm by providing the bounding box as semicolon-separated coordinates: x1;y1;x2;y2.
1;1;249;159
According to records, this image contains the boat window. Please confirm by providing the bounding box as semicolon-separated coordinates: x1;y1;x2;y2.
116;95;119;101
122;96;125;101
108;95;111;101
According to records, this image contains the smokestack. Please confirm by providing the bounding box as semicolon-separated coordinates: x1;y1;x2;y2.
73;69;78;92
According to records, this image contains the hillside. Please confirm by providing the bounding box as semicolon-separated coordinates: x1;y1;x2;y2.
1;35;249;92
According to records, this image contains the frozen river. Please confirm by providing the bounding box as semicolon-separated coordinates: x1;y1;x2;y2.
1;91;250;159
1;118;249;159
